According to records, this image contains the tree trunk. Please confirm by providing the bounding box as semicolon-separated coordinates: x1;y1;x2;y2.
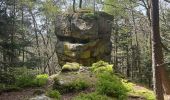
79;0;82;8
151;0;170;99
73;0;76;12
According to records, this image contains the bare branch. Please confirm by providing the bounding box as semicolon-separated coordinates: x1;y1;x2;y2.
164;0;170;3
161;42;170;52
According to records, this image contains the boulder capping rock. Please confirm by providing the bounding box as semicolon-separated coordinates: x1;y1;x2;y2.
55;12;113;66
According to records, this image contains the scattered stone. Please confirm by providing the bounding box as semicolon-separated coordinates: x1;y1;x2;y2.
29;94;52;100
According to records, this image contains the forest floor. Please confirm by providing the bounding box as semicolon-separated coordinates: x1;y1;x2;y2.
0;85;150;100
0;88;39;100
0;87;94;100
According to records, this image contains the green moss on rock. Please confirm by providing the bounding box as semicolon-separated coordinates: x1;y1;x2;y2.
80;51;91;58
62;62;80;72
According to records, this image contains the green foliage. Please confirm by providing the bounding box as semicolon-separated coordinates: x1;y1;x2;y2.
132;89;156;100
33;74;49;87
16;74;49;88
122;80;155;100
0;83;21;92
73;92;113;100
41;0;59;20
53;77;89;93
71;79;89;91
62;62;80;72
82;13;98;20
15;74;35;88
46;89;61;100
96;72;128;100
121;79;135;91
103;0;127;16
0;68;46;91
91;61;113;74
0;72;15;85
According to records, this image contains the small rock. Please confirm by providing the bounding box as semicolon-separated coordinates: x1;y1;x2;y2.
30;94;52;100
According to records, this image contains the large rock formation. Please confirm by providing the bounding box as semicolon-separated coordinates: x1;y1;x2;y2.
55;12;113;66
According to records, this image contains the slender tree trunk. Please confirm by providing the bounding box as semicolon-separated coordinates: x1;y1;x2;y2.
10;0;16;67
114;21;118;73
79;0;82;8
73;0;76;12
21;5;25;63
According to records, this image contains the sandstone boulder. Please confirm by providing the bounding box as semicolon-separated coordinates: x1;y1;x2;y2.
55;12;113;66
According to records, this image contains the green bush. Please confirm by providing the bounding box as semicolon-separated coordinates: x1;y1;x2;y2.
46;89;61;100
73;92;113;100
16;73;48;88
96;72;128;100
0;84;20;92
71;79;89;91
121;79;134;91
16;74;35;88
0;83;5;91
33;74;49;87
0;72;15;84
91;61;113;74
53;77;89;93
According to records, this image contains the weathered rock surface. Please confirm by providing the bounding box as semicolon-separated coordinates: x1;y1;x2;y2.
55;12;113;66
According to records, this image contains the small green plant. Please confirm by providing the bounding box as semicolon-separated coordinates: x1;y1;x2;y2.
73;92;113;100
134;89;156;100
46;89;61;100
71;79;89;91
0;84;20;92
0;72;15;84
121;79;134;91
82;13;98;20
15;74;35;88
33;74;49;87
96;72;128;100
91;61;113;74
2;85;21;92
62;62;80;72
16;73;48;88
121;79;155;100
0;83;5;91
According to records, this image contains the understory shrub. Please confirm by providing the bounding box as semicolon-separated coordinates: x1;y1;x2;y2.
96;72;128;100
73;92;113;100
33;74;49;87
46;89;61;100
16;74;48;88
0;83;20;92
91;61;113;74
0;72;15;85
16;74;35;88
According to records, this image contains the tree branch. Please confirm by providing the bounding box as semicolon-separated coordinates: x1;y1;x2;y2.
161;42;170;52
164;0;170;3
